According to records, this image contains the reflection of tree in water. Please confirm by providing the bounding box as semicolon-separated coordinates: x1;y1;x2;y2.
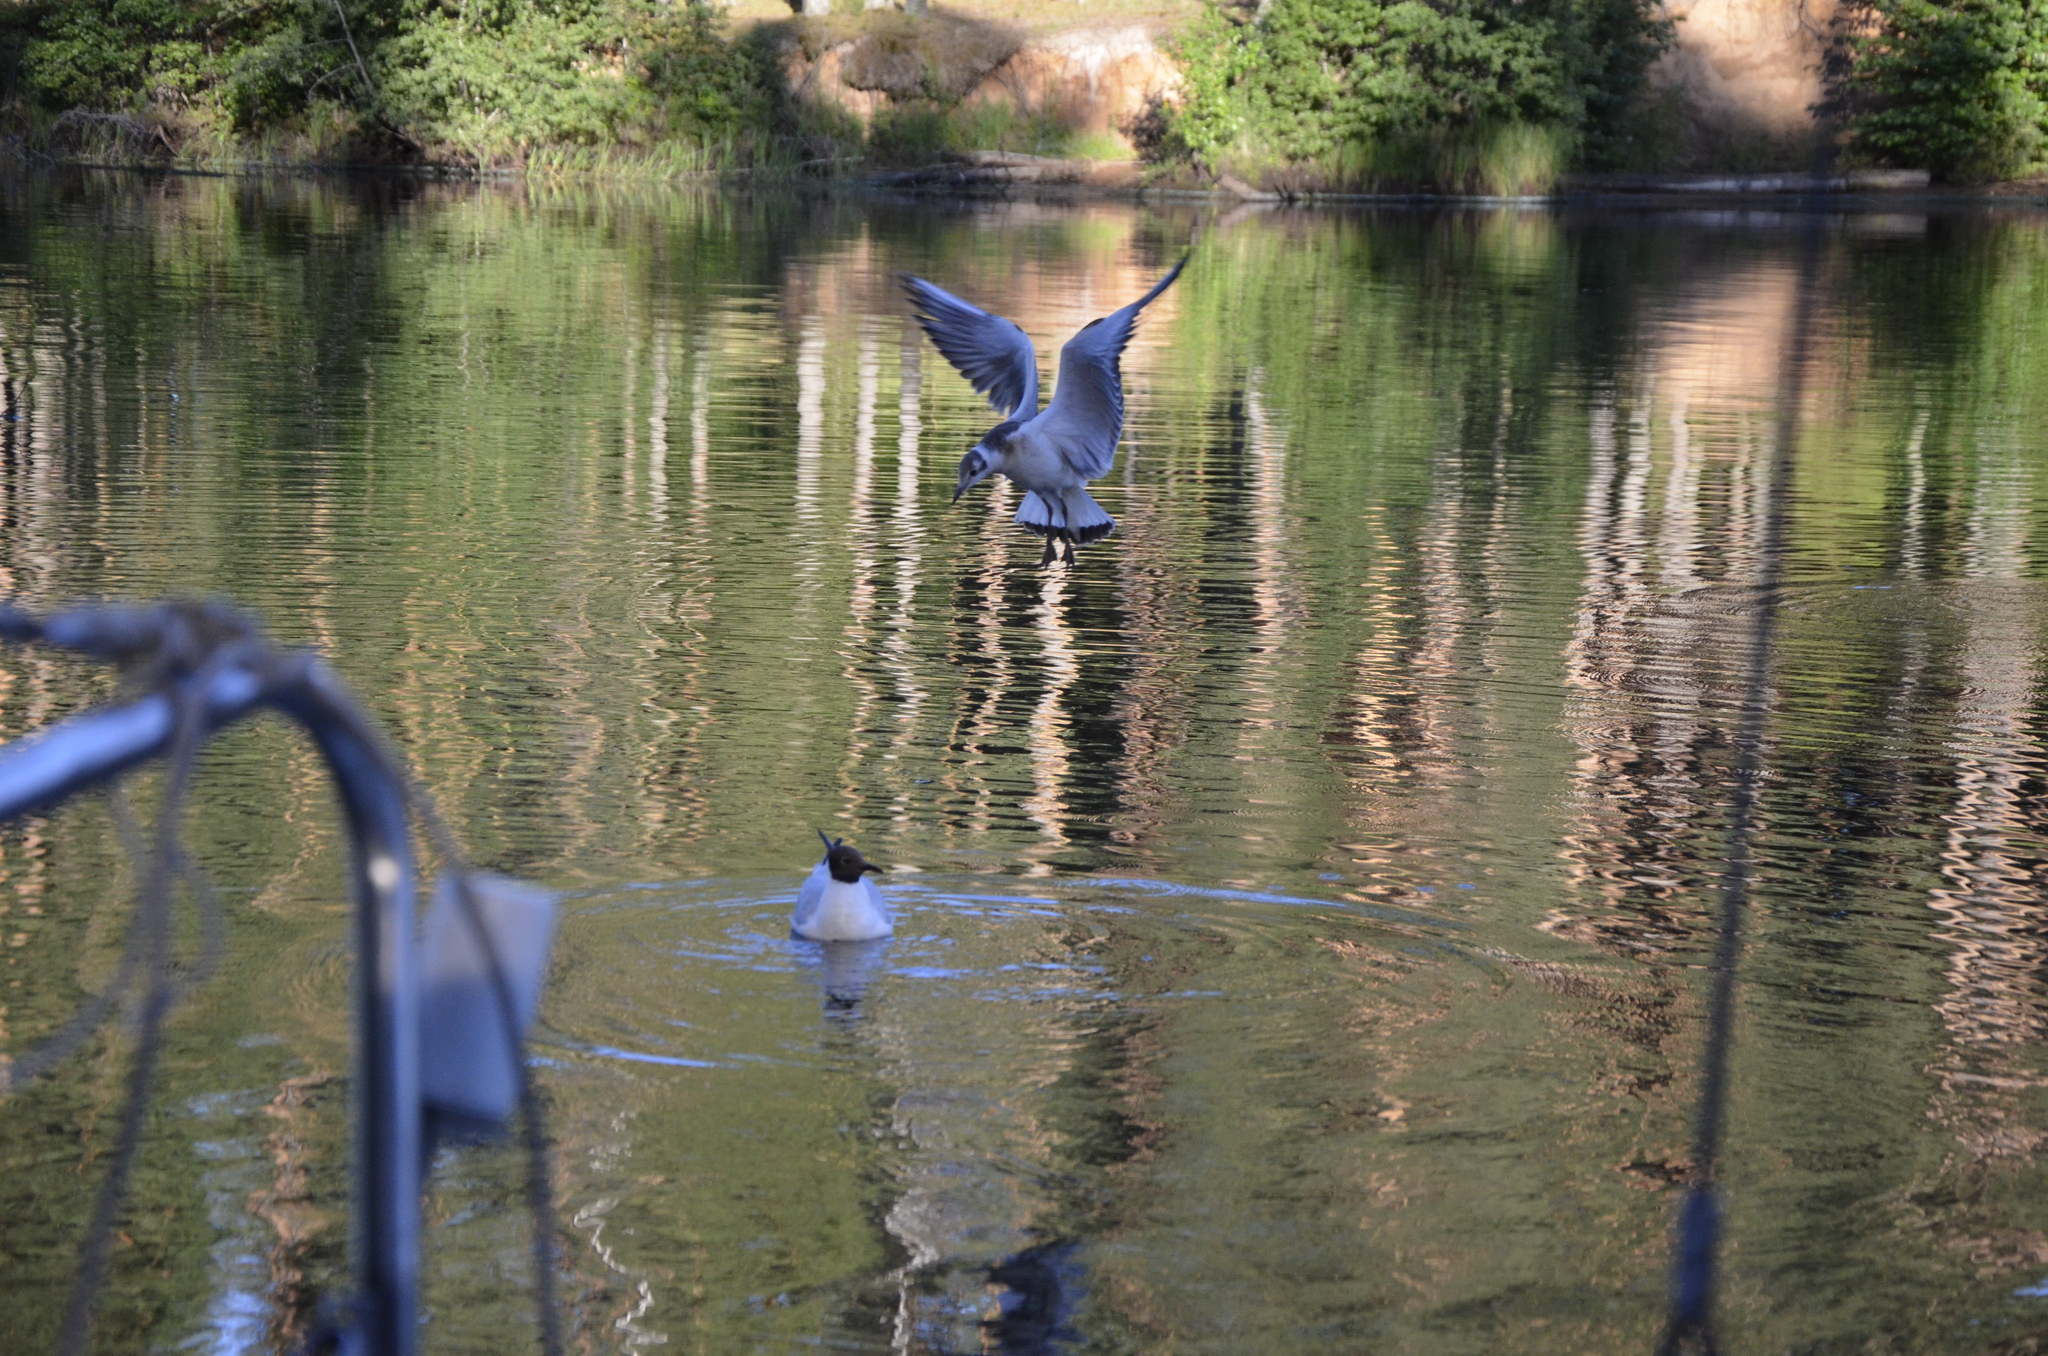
1893;431;2048;1276
568;1115;678;1352
628;320;720;853
1544;267;1805;1206
1095;427;1199;868
1337;434;1473;791
250;1069;340;1352
1552;260;1805;963
1555;390;1723;962
1546;244;2048;1308
1923;587;2048;1133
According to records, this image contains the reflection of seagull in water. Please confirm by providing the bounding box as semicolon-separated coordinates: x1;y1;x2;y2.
814;937;890;1023
904;257;1187;566
793;830;892;941
981;1240;1086;1354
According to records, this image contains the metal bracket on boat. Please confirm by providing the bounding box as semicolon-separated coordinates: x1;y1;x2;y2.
420;871;559;1144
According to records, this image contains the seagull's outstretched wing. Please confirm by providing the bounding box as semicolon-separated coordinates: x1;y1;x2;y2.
1033;256;1187;481
902;275;1040;419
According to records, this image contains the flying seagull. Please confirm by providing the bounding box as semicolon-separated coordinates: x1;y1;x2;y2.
793;830;892;941
904;257;1187;565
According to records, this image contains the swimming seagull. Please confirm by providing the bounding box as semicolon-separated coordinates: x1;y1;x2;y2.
904;256;1188;565
793;830;892;941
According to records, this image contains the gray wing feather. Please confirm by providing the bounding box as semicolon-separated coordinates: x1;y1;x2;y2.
1033;257;1187;481
793;859;829;933
902;275;1040;419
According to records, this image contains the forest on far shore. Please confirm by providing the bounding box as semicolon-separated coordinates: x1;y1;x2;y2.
0;0;2044;186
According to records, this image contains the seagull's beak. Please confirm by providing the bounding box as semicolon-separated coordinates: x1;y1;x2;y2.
862;862;884;875
955;449;991;504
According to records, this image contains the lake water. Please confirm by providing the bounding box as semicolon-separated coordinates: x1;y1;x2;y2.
3;172;2048;1355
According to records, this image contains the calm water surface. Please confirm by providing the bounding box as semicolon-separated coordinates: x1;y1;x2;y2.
3;173;2048;1354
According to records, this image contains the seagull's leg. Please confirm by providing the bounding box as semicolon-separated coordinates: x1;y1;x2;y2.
1040;497;1066;569
1061;534;1076;565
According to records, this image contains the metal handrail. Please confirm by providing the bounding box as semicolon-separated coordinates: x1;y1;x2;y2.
0;600;502;1356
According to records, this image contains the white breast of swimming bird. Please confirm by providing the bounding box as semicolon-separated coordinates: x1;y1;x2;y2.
792;861;892;941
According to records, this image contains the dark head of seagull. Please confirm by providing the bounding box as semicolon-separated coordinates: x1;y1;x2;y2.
818;829;884;883
954;420;1019;503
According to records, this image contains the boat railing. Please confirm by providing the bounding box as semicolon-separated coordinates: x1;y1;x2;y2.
0;598;558;1356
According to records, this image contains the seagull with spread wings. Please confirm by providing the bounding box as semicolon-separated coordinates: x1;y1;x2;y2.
903;257;1187;566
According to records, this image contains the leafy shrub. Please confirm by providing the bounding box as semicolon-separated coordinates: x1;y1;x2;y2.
1837;0;2048;180
1168;0;1667;181
865;97;1077;164
1166;4;1257;162
640;3;772;141
223;20;355;131
1;0;771;167
1328;119;1576;193
18;0;231;110
377;8;644;157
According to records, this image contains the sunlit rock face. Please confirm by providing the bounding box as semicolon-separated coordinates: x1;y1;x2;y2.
1645;0;1843;168
779;24;1180;155
782;41;888;123
962;26;1182;140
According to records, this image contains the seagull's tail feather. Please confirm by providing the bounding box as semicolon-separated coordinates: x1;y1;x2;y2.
1015;489;1115;544
1014;491;1057;534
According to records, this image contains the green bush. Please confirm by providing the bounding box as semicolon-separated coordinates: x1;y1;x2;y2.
0;0;772;167
18;0;240;110
641;4;773;141
1167;0;1667;183
373;0;775;160
377;9;646;157
864;97;1081;164
1838;0;2048;180
1167;4;1258;162
1322;120;1575;193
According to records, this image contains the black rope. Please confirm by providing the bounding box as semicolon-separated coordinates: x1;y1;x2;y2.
107;788;229;995
1;796;159;1087
55;663;214;1356
447;873;564;1356
1657;222;1826;1355
2;788;228;1093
